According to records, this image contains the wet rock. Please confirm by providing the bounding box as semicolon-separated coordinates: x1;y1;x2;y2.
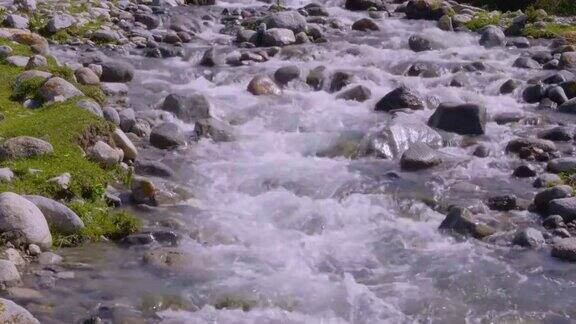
547;157;576;173
0;136;53;161
400;143;441;171
336;85;372;102
479;25;505;48
23;195;84;235
553;228;571;238
533;185;573;212
375;86;424;112
161;93;211;123
0;192;51;249
558;98;576;114
493;112;524;125
508;37;530;48
88;141;121;168
360;122;443;158
75;67;100;86
100;61;134;83
0;260;20;289
135;13;160;30
513;165;536;178
199;47;223;67
559;52;576;69
437;15;453;31
548;197;576;222
75;99;103;118
247;75;280;95
131;176;156;205
405;0;446;20
306;66;326;91
91;30;120;44
513;228;544;248
330;71;353;93
112;129;138;161
533;173;562;188
134;160;174;178
119;108;136;133
547;86;569;105
427;103;486;135
104;107;120;125
551;237;576;261
487;195;517;211
143;248;189;271
513;57;541;69
352;18;379;31
194;118;235;142
538;127;572;142
522;84;546;103
122;233;154;246
263;11;307;33
560;81;576;99
538;98;558;110
46;14;75;33
473;144;490;158
6;287;42;302
262;28;295;47
506;138;556;155
439;206;496;239
38;251;62;265
543;215;565;229
345;0;383;11
0;168;14;183
150;122;186;149
37;77;82;102
274;65;300;86
543;70;574;84
500;79;521;94
408;34;434;52
0;298;39;323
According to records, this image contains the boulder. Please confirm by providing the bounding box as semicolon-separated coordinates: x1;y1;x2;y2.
547;157;576;174
45;14;75;33
352;18;379;31
100;61;134;83
360;122;443;158
548;197;576;222
87;141;122;168
439;207;496;239
345;0;383;11
74;67;100;85
400;143;441;171
512;228;544;248
24;195;84;235
160;93;211;122
375;86;424;112
0;136;53;161
533;185;573;212
427;103;486;135
247;75;280;95
150;122;186;149
134;160;174;178
336;85;372;102
37;77;82;102
262;28;296;47
274;66;300;86
0;192;51;249
263;11;307;33
76;99;103;117
479;25;505;48
131;176;156;204
0;298;40;323
552;237;576;262
112;128;138;160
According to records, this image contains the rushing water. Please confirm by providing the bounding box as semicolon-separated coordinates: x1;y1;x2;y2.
31;1;576;323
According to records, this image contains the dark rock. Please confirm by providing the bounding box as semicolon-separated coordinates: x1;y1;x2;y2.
512;165;536;178
199;48;223;67
487;195;517;211
336;85;372;102
522;84;546;103
548;197;576;222
473;144;490;158
479;25;505;48
352;18;379;31
439;206;496;239
329;71;353;93
375;86;424;112
400;143;442;171
512;228;544;248
150;123;186;149
547;86;569;105
100;61;134;83
345;0;383;11
533;173;562;188
161;93;211;123
408;34;434;52
558;98;576;114
500;79;521;94
135;13;160;30
543;214;565;229
547;157;576;174
513;57;541;69
538;126;572;142
533;185;573;212
306;66;326;91
551;237;576;261
274;66;300;86
427;103;486;135
134;160;174;178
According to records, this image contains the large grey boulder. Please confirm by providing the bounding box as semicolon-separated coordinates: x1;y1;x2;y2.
37;77;82;102
400;143;442;171
76;98;103;117
0;260;20;289
112;128;138;160
263;11;307;33
548;197;576;222
100;61;134;83
0;136;53;161
552;237;576;261
547;157;576;174
74;67;100;85
262;28;296;47
479;25;505;48
150;123;186;149
24;195;84;235
428;103;487;135
87;141;122;168
0;298;40;323
533;185;573;213
45;14;75;33
247;75;281;96
0;192;51;249
161;93;211;123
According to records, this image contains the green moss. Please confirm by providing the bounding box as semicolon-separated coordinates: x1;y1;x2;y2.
78;84;106;105
0;38;32;57
214;295;256;312
0;37;140;247
465;11;502;31
522;23;576;38
10;76;46;102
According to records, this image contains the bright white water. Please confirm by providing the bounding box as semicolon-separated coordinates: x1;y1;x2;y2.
50;1;576;323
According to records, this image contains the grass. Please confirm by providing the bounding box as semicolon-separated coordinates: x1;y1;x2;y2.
463;0;576;15
0;37;140;247
522;23;576;38
465;11;502;31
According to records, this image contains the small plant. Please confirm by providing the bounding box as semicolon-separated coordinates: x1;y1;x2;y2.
465;11;502;31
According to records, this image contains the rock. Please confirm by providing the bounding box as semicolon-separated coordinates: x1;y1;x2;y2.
500;79;521;94
5;55;28;67
543;70;574;84
504;14;527;36
538;127;572;142
533;185;573;212
345;0;383;11
513;165;536;178
25;55;47;70
6;288;42;302
0;260;20;289
522;84;546;103
513;228;544;248
161;93;211;122
247;75;280;96
135;13;160;30
544;215;565;229
0;192;51;249
437;15;453;31
194;118;235;142
14;0;36;11
76;99;103;118
329;71;353;93
360;122;443;159
506;138;556;155
547;86;568;105
38;251;62;265
439;207;496;239
352;18;379;31
263;11;307;33
46;14;75;33
400;143;441;171
103;107;121;125
135;160;174;178
119;108;136;133
0;136;53;161
547;157;576;173
427;103;486;135
143;248;190;271
262;28;295;47
509;37;530;48
558;98;576;114
27;244;40;256
493;112;524;125
3;15;28;29
131;176;155;204
479;25;505;48
408;34;434;52
551;237;576;262
561;81;576;99
150;122;186;149
199;47;223;67
37;77;82;102
336;85;372;102
75;67;100;85
0;298;40;323
548;197;576;222
513;57;541;69
375;86;424;112
48;172;70;190
0;168;13;183
533;173;562;188
487;195;517;211
306;66;326;91
473;144;490;158
11;31;49;55
405;0;445;20
100;61;134;83
91;29;120;44
23;195;84;235
560;52;576;69
87;141;122;168
274;66;300;86
112;129;138;160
